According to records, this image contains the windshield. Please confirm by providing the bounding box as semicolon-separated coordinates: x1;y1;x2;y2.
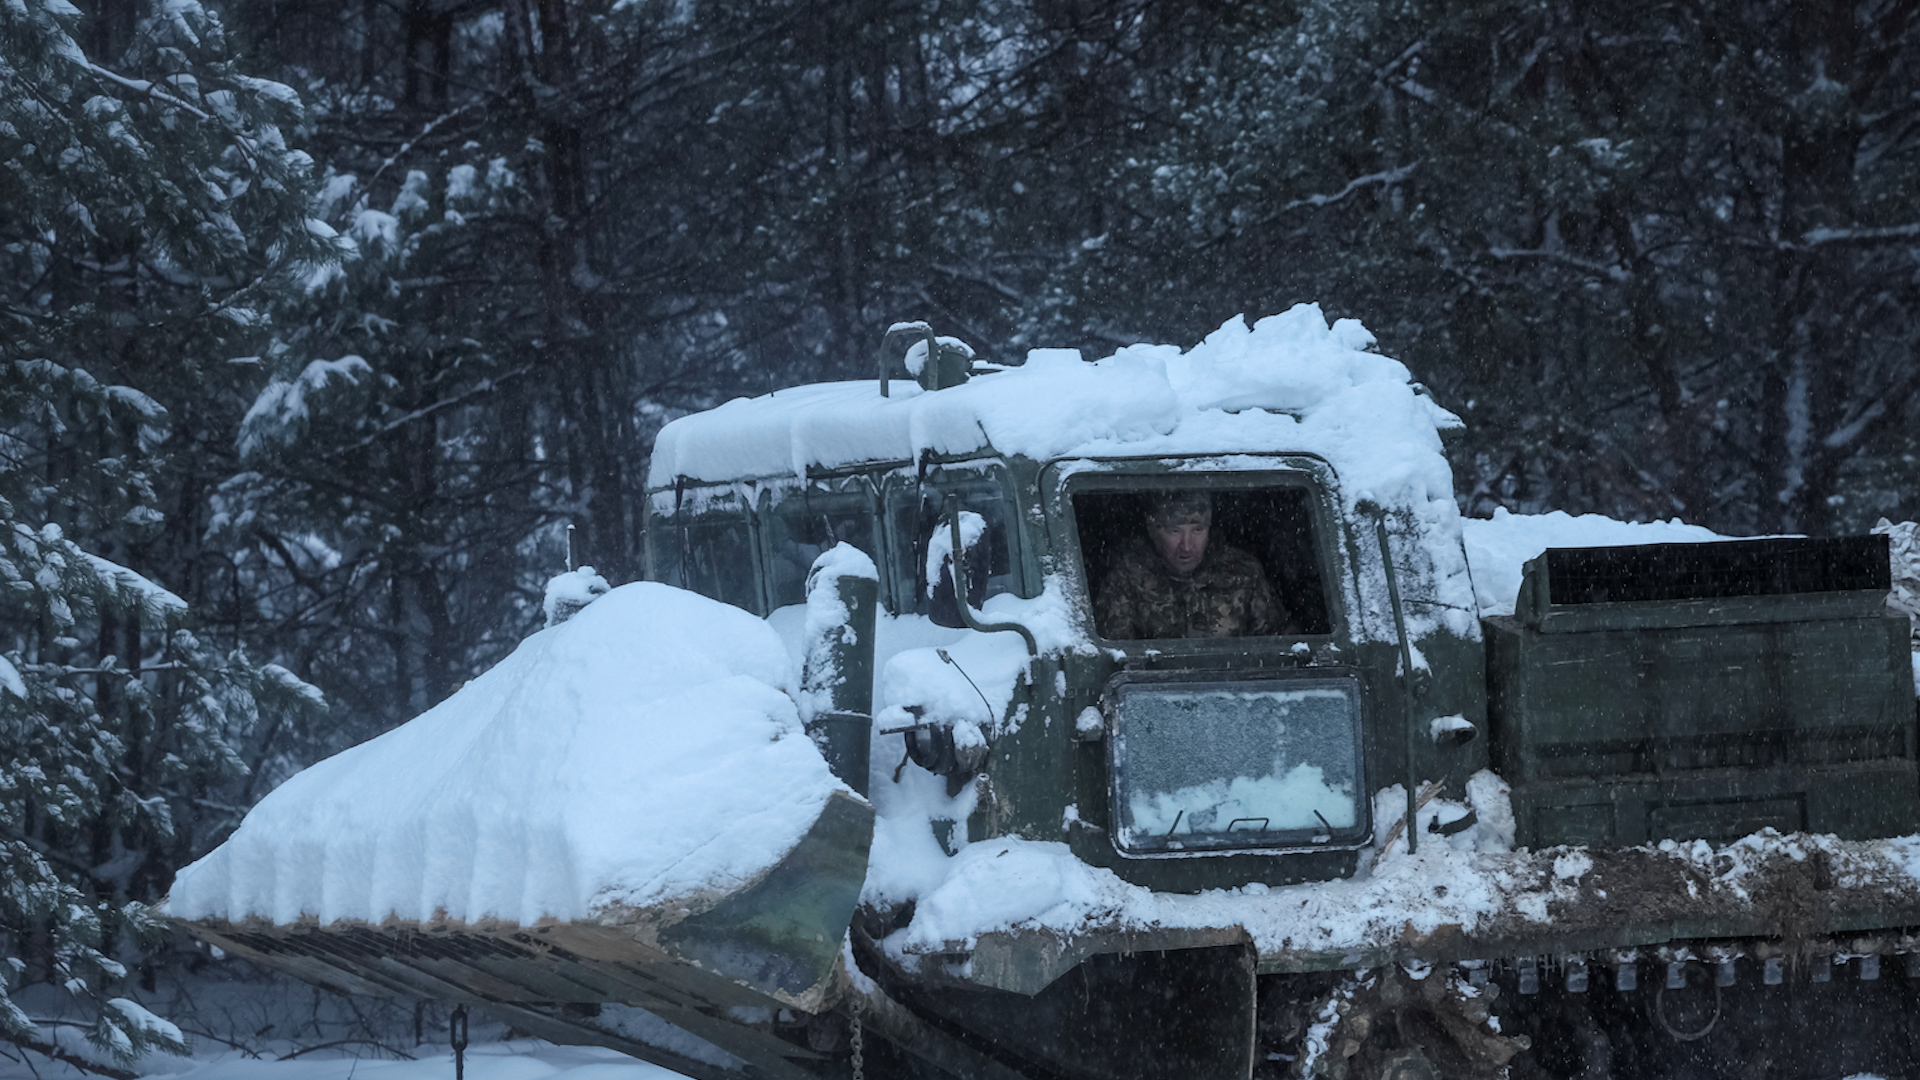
649;489;762;614
763;487;881;609
887;469;1022;620
1109;676;1367;854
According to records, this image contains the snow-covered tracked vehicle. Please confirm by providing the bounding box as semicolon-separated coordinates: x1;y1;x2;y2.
168;310;1920;1080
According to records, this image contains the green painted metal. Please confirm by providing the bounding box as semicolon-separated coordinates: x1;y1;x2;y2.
1488;546;1917;849
799;568;877;797
660;790;875;998
891;942;1258;1080
1372;507;1423;854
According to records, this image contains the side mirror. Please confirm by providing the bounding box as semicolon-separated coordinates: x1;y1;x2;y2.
926;509;989;629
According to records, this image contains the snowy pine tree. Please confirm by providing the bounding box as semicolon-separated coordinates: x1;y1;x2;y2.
1;0;328;1063
208;154;562;749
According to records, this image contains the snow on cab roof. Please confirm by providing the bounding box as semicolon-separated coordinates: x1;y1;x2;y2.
646;305;1464;519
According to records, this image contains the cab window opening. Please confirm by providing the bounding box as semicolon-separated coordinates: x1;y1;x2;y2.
1073;484;1333;640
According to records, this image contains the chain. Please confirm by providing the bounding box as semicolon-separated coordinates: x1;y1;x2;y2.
849;997;865;1080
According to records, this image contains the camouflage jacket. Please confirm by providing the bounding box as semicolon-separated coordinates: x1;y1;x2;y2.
1094;538;1287;639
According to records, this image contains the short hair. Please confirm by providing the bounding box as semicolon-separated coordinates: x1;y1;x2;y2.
1145;490;1212;528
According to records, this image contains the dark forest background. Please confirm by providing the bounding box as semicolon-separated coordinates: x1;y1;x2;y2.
2;0;1917;1057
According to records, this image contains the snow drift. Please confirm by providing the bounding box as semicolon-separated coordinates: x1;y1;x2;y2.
167;583;848;927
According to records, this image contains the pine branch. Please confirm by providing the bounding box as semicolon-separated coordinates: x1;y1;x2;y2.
1797;222;1920;247
319;365;533;459
6;1036;138;1080
277;1037;416;1061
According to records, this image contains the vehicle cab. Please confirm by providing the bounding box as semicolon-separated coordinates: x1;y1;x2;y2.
643;310;1489;895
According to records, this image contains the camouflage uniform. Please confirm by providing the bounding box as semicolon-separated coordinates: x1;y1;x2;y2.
1095;536;1287;639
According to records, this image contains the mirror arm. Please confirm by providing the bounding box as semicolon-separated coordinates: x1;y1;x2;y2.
945;495;1039;658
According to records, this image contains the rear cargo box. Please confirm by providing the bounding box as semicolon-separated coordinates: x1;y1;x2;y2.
1484;535;1917;848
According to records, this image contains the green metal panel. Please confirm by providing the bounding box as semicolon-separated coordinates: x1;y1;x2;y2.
660;790;875;998
983;454;1492;891
1487;615;1915;777
1488;548;1918;848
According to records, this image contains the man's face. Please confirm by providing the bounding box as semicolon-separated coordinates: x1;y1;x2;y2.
1149;519;1210;577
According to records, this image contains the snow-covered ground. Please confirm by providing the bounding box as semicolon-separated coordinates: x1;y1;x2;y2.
1;977;694;1080
2;1039;690;1080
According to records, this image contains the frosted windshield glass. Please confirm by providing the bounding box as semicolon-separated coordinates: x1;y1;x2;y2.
765;494;877;608
1112;679;1364;854
887;475;1018;614
683;514;758;613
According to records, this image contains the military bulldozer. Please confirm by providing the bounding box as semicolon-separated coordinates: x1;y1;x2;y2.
171;313;1920;1080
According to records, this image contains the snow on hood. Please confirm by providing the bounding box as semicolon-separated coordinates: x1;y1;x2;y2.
167;583;848;927
647;305;1461;515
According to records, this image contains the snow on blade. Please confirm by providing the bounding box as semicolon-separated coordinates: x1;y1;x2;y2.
166;582;849;927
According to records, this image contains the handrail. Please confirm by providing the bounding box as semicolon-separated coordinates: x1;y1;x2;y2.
880;321;935;399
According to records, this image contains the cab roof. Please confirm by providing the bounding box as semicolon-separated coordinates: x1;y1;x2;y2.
648;304;1462;518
